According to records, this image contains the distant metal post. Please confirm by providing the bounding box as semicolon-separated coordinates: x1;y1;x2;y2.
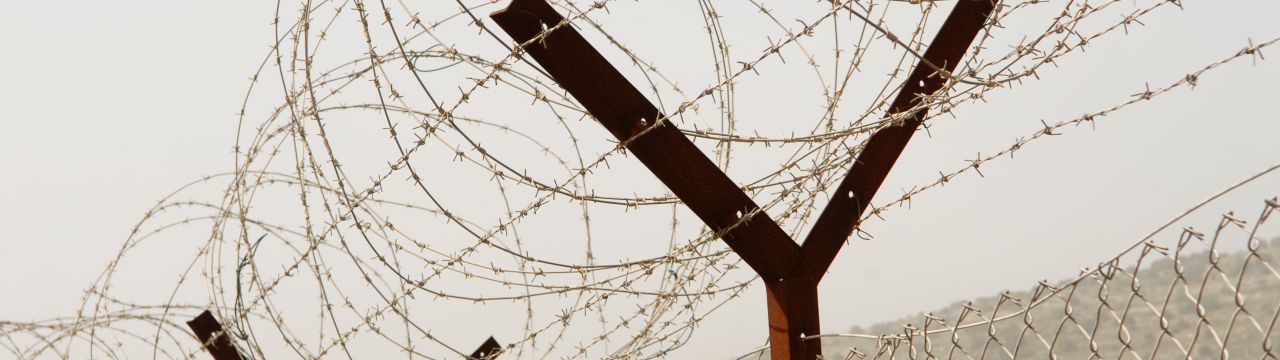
186;310;245;360
491;0;994;358
469;336;503;359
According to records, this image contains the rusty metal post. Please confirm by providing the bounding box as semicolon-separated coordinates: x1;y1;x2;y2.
469;336;503;359
186;310;245;360
764;276;822;358
490;0;994;358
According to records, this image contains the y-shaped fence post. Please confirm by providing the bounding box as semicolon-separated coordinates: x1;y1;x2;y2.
491;1;994;358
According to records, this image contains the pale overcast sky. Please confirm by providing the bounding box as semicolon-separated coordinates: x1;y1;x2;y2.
2;0;1277;358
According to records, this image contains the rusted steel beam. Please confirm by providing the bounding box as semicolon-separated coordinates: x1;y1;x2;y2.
469;336;503;359
490;0;803;279
186;310;245;360
764;276;821;359
799;0;996;280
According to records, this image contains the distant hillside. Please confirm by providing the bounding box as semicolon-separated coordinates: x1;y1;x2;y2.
822;238;1280;359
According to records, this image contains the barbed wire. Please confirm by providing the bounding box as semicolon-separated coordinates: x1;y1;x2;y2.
737;163;1280;359
1;0;1275;358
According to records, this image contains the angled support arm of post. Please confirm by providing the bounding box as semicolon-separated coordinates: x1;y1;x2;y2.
490;0;802;279
799;0;996;279
187;310;245;360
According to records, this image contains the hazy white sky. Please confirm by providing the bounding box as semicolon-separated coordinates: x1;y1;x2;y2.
2;0;1278;358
